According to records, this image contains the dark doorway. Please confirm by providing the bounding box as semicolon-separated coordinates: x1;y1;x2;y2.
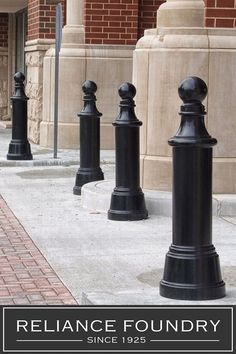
15;8;27;74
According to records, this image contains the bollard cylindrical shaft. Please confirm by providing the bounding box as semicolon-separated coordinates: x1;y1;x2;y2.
7;72;32;160
160;76;225;300
73;80;104;195
108;83;148;221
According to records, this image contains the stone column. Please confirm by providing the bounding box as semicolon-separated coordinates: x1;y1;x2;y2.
40;0;86;148
62;0;85;45
157;0;205;27
133;0;236;193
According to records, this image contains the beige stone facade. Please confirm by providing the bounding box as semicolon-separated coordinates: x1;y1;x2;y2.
40;45;133;149
0;48;8;119
40;0;134;149
133;0;236;193
25;40;54;143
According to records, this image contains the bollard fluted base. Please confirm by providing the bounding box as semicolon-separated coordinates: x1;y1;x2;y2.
73;167;104;195
73;186;82;196
108;188;148;221
160;244;226;300
7;140;32;160
160;280;226;301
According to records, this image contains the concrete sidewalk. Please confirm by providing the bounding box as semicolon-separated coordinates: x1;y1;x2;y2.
0;194;77;305
0;127;235;305
0;127;115;167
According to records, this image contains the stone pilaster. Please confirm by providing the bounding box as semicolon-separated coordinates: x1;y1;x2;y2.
0;48;8;120
62;0;85;46
25;39;54;143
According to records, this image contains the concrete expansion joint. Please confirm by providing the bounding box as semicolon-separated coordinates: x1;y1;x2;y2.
0;159;116;168
214;197;222;217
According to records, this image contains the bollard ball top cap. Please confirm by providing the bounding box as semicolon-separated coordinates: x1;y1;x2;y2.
14;72;25;83
119;82;136;100
82;80;97;94
178;76;208;103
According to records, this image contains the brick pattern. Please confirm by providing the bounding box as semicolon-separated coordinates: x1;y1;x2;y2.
138;0;164;38
0;13;8;48
85;0;139;45
0;195;77;305
26;0;236;45
205;0;236;27
28;0;66;41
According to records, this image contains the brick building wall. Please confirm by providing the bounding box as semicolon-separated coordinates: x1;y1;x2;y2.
28;0;66;42
138;0;165;37
204;0;236;27
85;0;139;45
0;14;8;48
25;0;236;45
84;0;236;46
85;0;166;45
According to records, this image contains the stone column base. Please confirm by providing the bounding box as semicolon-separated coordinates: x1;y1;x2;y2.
134;27;236;194
40;121;114;149
40;121;79;149
141;156;172;191
141;155;236;194
40;44;133;150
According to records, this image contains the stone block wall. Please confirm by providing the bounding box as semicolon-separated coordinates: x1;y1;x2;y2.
0;13;8;120
26;0;66;143
0;51;8;119
25;50;44;143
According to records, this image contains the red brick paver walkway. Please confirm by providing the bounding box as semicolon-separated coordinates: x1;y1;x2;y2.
0;195;78;305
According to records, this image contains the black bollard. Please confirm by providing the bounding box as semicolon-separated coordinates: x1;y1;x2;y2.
108;83;148;221
160;77;225;300
7;72;32;160
73;81;104;195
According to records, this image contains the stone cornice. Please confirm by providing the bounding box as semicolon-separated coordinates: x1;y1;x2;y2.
25;39;55;52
